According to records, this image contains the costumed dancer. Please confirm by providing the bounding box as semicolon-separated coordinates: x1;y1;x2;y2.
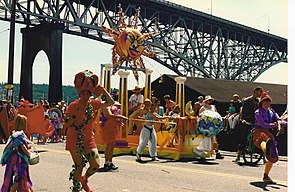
1;114;33;192
193;95;223;159
100;101;127;171
136;103;169;162
49;114;61;143
252;92;287;183
64;70;114;192
41;114;56;144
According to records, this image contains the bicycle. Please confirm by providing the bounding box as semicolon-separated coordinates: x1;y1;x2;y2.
242;128;263;165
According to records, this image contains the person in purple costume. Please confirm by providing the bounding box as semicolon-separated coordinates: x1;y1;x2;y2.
252;91;287;184
1;114;33;192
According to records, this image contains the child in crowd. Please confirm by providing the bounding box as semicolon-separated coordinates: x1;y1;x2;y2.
1;114;34;191
224;100;236;130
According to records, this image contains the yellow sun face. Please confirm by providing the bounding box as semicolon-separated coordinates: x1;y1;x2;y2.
118;28;145;59
100;4;156;81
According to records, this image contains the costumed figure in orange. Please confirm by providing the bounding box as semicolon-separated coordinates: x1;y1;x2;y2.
100;101;127;171
64;70;114;192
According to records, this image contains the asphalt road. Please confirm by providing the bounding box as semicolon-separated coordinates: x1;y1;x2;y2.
0;143;288;192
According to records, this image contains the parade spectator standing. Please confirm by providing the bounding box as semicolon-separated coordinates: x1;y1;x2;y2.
154;98;165;116
58;100;67;140
58;100;67;114
227;94;242;133
164;95;175;116
64;70;114;192
1;114;34;192
252;92;287;183
193;96;203;116
232;86;263;163
100;101;127;171
128;85;144;116
6;102;16;121
0;100;7;143
128;86;144;135
169;105;181;117
199;95;224;159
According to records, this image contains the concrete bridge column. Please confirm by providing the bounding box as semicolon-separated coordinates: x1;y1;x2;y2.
20;22;64;104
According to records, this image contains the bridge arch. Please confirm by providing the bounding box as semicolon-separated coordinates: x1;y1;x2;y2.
19;23;63;103
32;50;50;103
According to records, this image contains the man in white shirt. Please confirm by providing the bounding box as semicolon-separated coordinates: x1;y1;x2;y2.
128;86;144;134
128;86;144;114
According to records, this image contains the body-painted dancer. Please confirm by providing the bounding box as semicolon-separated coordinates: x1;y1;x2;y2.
64;70;114;192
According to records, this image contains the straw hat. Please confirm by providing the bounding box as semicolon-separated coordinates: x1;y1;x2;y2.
132;85;143;92
203;95;214;102
58;100;65;105
144;98;152;104
164;94;171;99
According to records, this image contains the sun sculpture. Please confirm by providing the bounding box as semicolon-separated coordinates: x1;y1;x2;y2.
101;4;156;81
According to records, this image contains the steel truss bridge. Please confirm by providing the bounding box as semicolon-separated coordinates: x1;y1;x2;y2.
0;0;287;82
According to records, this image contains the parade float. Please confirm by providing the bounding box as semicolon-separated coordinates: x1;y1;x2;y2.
94;4;223;160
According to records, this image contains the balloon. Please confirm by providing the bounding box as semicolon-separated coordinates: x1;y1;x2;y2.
197;110;223;137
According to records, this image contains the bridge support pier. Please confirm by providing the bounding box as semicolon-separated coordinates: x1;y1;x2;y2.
20;22;64;104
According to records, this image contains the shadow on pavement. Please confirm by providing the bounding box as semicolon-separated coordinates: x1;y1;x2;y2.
160;158;219;165
250;181;287;191
35;150;48;153
235;161;261;167
96;167;119;173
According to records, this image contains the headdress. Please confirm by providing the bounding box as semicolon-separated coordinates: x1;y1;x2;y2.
74;70;99;94
259;91;272;103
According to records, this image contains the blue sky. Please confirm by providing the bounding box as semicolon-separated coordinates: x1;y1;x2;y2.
0;0;289;89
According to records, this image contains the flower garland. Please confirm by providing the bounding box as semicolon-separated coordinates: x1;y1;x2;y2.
69;100;94;191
